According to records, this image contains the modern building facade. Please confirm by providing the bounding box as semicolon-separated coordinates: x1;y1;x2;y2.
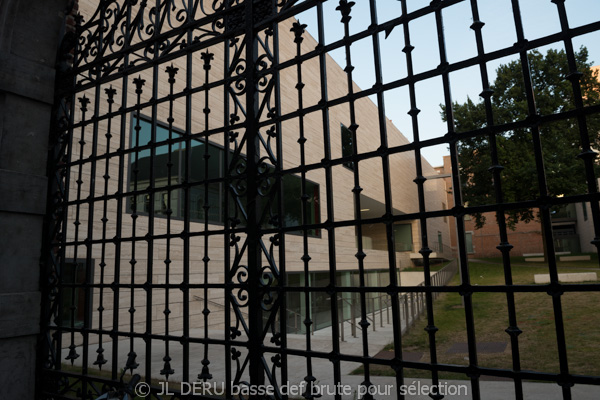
59;0;453;339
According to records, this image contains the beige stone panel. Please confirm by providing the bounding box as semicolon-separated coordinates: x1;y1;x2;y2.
69;0;454;335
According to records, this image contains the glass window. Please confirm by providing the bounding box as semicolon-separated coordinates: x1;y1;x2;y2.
341;124;354;170
129;116;182;218
286;273;304;333
129;116;231;224
129;116;320;234
61;260;90;328
280;174;321;237
465;232;474;253
310;272;332;330
393;224;413;251
583;202;588;221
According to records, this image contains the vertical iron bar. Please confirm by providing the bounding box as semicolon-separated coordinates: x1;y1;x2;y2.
316;3;342;398
291;19;316;394
112;2;132;379
160;63;178;381
95;85;117;372
270;4;288;390
245;0;265;391
129;75;145;375
336;0;372;394
468;1;523;397
182;4;194;381
83;30;105;389
366;0;405;396
65;94;88;371
145;0;161;381
200;48;214;382
510;1;570;397
223;1;233;392
433;2;481;396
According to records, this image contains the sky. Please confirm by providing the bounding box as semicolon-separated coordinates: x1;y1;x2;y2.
297;0;600;167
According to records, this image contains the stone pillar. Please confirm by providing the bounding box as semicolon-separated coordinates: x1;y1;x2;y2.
0;0;68;398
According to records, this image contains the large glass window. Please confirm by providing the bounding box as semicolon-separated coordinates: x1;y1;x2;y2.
280;174;320;237
129;116;320;234
286;269;391;334
393;224;413;251
129;116;184;219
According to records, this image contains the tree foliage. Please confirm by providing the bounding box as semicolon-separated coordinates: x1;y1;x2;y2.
444;47;600;229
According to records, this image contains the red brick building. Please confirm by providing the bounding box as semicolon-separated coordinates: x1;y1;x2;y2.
436;155;551;258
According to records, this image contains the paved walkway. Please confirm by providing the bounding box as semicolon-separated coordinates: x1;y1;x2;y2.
62;270;598;399
65;324;597;399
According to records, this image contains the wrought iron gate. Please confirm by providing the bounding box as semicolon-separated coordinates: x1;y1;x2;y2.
39;0;600;399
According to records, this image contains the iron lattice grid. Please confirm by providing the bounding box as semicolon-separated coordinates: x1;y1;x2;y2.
39;0;600;399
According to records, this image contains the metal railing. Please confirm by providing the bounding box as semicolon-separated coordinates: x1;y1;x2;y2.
337;259;458;339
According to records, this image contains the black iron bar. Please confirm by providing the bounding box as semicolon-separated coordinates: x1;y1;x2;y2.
399;0;441;396
337;1;372;397
145;0;161;381
160;62;177;381
509;1;571;398
200;47;214;382
270;3;289;395
468;1;523;397
316;3;342;399
433;2;481;397
245;0;266;393
182;6;194;381
111;2;132;381
223;0;233;393
291;17;317;399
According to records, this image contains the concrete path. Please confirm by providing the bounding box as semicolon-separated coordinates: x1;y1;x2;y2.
63;324;598;399
61;269;598;399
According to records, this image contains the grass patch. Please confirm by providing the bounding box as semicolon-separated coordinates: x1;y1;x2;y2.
355;256;600;379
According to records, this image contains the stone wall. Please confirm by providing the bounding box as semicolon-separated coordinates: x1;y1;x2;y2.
0;0;67;398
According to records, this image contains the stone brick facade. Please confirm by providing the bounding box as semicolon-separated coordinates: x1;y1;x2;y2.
56;0;453;338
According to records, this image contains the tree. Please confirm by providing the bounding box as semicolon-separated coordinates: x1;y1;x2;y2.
444;47;600;231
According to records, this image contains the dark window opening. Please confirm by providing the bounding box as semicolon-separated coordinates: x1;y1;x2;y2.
465;232;474;254
129;116;320;235
60;260;92;328
280;174;321;237
286;269;392;334
393;224;413;252
341;124;355;171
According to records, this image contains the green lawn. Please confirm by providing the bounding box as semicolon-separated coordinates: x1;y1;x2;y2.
357;256;600;379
